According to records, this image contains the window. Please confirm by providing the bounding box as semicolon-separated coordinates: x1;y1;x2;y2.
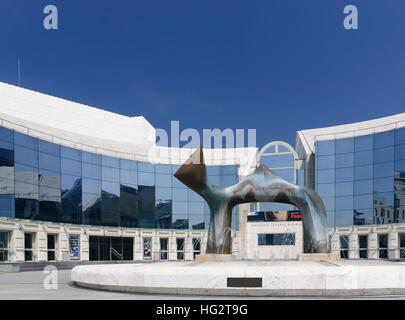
24;233;34;261
258;233;295;246
160;238;168;260
359;235;368;259
378;234;388;259
69;235;80;260
192;238;201;259
0;231;8;262
400;234;405;259
339;235;349;259
176;238;185;260
47;234;56;261
143;237;152;260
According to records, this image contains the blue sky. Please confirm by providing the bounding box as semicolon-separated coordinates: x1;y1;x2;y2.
0;0;404;148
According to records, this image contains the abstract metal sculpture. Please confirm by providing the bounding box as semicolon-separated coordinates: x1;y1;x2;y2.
174;147;330;255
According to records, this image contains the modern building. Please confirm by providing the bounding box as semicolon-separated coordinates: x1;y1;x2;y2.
0;81;405;263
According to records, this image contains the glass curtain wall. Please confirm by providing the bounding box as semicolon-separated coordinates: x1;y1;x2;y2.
315;127;405;227
0;126;240;230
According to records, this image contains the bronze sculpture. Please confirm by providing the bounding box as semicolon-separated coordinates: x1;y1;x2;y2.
174;147;330;255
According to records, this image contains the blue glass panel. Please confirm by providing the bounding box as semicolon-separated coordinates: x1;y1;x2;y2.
39;152;60;173
120;169;137;186
82;152;101;165
396;159;405;172
189;202;204;215
172;174;187;188
374;131;394;149
189;189;203;202
317;155;335;170
0;127;13;142
327;211;335;227
354;150;373;166
171;214;189;229
322;197;335;211
354;179;373;195
82;178;101;194
14;181;39;199
172;201;188;215
15;145;38;167
102;181;120;196
272;169;294;183
336;138;354;154
374;162;394;179
156;164;171;174
156;174;171;187
138;162;154;173
82;163;101;179
172;188;188;201
0;195;14;218
102;155;119;168
336;196;353;210
374;146;394;163
39;171;60;188
206;166;220;176
336;182;353;197
336;153;353;168
354;165;373;180
335;210;353;226
261;155;293;168
15;198;38;220
336;167;353;182
354;194;373;209
15;164;38;184
120;159;137;171
353;208;373;225
374;191;394;207
297;169;305;186
138;171;154;186
208;175;220;185
317;169;335;184
102;166;120;182
396;128;405;145
221;175;238;186
220;165;238;176
171;164;180;174
317;183;335;197
395;144;405;160
61;146;81;161
14;132;38;150
189;215;205;230
316;140;335;156
39;140;60;156
156;187;172;202
61;158;81;176
355;135;374;152
374;177;394;193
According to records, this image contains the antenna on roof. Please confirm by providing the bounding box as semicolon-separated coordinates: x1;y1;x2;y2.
17;58;21;87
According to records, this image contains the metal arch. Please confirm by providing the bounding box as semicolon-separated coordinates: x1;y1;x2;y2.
258;140;299;161
174;147;330;255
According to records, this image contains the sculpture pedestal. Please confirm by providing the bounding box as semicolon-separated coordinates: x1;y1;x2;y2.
195;254;237;263
297;253;340;261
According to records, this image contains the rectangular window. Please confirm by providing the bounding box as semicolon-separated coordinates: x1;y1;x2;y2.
69;235;80;260
359;235;368;259
47;234;56;261
378;234;388;259
400;233;405;259
24;232;34;261
160;238;168;260
257;233;295;246
176;238;185;260
339;235;349;259
0;231;8;262
192;238;201;259
143;237;152;260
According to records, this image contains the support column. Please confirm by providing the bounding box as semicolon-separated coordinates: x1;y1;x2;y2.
389;231;399;260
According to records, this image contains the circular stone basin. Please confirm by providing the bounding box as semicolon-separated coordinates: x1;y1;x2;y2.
71;260;405;297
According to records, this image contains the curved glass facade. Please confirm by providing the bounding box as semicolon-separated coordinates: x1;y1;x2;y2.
0;126;239;230
315;127;405;227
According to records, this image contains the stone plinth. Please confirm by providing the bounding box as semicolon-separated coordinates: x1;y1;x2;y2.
298;253;340;261
195;254;237;262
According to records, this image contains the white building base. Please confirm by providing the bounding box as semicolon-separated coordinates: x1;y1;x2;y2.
72;260;405;297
